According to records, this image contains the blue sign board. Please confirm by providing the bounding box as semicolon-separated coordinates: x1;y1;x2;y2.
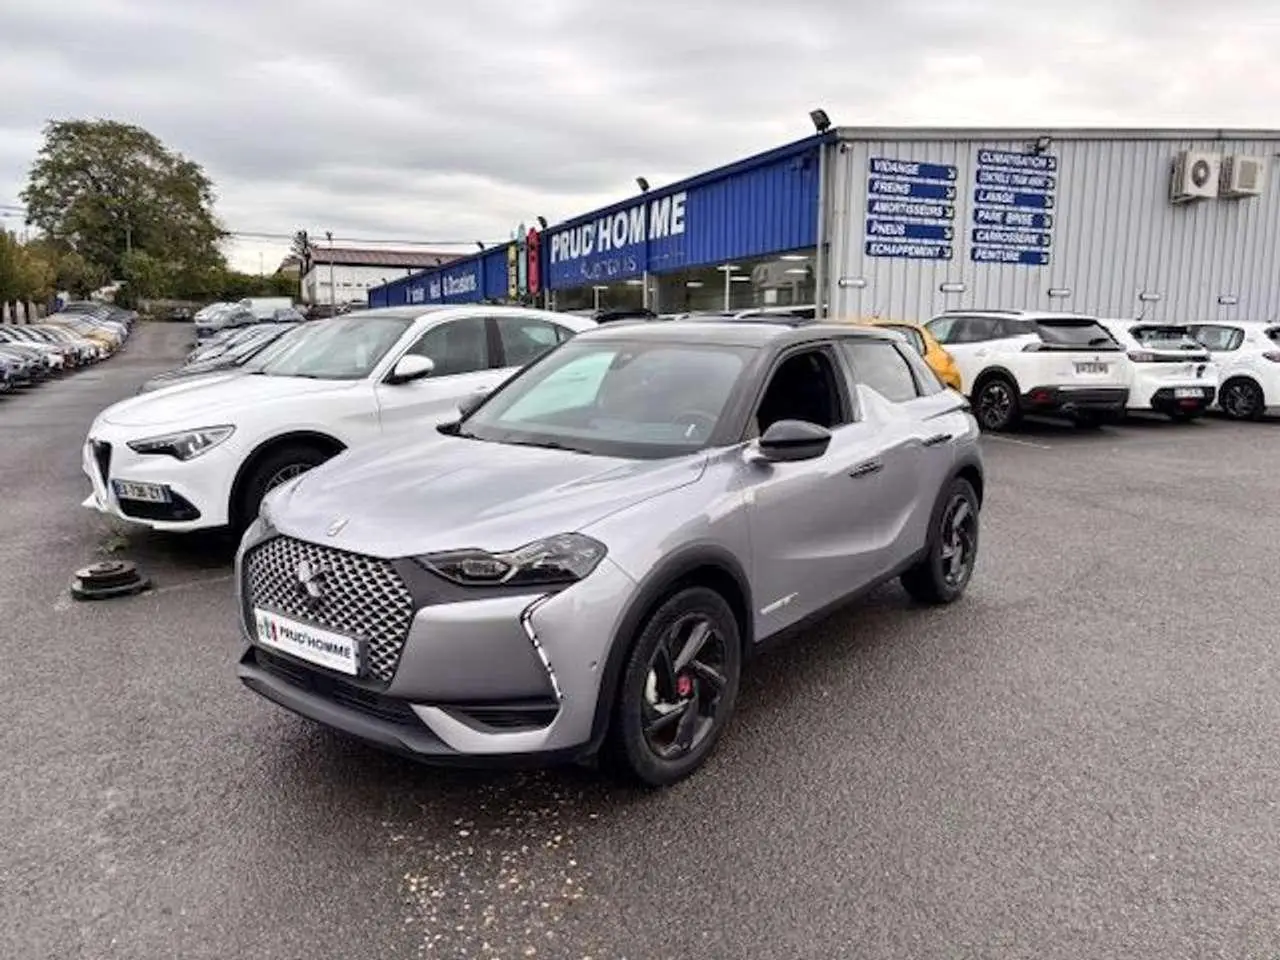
868;178;957;201
864;156;958;261
970;149;1058;267
865;241;953;261
971;247;1051;266
867;220;954;242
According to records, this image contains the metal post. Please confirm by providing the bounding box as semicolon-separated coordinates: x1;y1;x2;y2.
642;270;650;310
723;266;731;310
813;137;829;319
325;231;335;313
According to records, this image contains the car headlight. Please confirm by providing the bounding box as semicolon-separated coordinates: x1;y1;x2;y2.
417;533;607;587
127;425;235;461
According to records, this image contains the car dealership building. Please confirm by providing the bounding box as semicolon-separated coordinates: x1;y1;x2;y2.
368;126;1280;324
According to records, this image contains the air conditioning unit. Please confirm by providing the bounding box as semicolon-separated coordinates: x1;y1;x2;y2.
1220;155;1266;198
1170;151;1221;203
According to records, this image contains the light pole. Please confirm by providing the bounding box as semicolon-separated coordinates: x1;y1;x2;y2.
325;231;335;313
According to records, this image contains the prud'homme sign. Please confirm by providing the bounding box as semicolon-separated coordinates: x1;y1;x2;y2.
548;192;688;282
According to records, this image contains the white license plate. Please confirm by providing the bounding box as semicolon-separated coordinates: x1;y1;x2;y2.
1174;388;1202;399
254;608;360;676
112;480;171;503
1074;362;1108;374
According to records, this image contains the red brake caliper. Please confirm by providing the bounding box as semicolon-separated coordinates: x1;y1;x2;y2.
676;674;694;698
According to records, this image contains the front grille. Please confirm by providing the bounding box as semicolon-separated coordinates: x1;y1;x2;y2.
91;441;112;487
244;536;415;683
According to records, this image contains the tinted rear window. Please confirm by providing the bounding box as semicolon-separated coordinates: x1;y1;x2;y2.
1035;320;1119;348
1189;325;1244;351
1131;326;1204;350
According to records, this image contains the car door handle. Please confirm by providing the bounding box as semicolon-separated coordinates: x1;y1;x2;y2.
922;433;953;447
849;459;884;479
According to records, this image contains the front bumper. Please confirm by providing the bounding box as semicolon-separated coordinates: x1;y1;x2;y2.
235;528;639;763
1021;385;1129;415
80;424;239;531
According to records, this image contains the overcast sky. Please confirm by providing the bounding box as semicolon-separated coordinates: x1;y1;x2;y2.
2;0;1278;274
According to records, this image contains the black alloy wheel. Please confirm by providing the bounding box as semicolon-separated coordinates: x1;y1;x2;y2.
1219;378;1264;421
606;586;741;787
901;477;980;605
974;377;1019;431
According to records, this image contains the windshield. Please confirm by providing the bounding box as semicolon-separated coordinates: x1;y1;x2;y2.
459;338;755;458
256;315;411;380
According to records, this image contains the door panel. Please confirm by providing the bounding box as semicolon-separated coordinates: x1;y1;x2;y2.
374;317;508;432
742;419;912;637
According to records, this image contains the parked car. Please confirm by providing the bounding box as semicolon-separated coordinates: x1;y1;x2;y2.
0;344;46;384
240;297;296;321
234;316;983;785
0;348;35;387
27;325;104;364
45;312;125;351
923;310;1129;430
1186;321;1280;421
141;323;303;393
0;330;67;371
847;318;962;391
194;304;256;343
82;306;596;534
1094;319;1217;420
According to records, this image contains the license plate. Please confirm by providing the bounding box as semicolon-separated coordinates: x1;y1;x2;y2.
1174;388;1202;399
254;608;360;676
1075;362;1108;374
112;479;171;503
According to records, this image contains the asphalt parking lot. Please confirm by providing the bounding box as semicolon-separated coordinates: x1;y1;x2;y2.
4;322;1280;960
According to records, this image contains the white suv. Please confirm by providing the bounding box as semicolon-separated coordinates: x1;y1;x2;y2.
1095;319;1217;421
924;310;1129;430
1186;321;1280;420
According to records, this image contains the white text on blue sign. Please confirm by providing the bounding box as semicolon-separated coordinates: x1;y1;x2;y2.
549;192;688;265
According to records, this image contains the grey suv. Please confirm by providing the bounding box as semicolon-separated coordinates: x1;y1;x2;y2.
236;318;984;786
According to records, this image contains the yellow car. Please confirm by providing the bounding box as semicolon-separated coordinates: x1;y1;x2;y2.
842;317;962;392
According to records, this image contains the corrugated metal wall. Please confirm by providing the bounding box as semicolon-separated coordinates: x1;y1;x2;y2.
828;133;1280;323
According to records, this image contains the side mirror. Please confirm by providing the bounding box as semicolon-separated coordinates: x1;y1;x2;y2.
389;354;435;384
457;388;489;420
756;419;832;463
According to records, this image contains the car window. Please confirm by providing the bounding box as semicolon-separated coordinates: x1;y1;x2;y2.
463;339;755;458
753;347;849;435
925;316;957;343
952;317;1003;343
840;340;922;403
880;325;926;355
495;317;568;367
1035;319;1119;348
1266;327;1280;346
1189;324;1245;351
407;318;491;376
1129;325;1204;351
897;342;946;395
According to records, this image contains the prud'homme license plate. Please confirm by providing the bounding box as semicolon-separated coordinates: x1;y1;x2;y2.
112;480;171;503
254;608;360;676
1074;362;1108;374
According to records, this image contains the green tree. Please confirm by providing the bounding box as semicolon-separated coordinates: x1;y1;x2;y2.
21;119;226;282
0;232;56;305
25;239;108;297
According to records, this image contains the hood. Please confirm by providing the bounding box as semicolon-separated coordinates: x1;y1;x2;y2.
102;372;356;428
138;369;245;395
268;432;706;558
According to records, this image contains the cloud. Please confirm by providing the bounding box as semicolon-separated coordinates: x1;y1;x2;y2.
1;0;1278;272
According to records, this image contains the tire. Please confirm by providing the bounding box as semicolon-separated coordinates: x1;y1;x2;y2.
604;586;742;788
901;478;980;606
972;376;1021;431
235;443;333;533
1219;378;1265;421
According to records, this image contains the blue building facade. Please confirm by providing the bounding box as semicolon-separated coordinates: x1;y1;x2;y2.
368;134;827;314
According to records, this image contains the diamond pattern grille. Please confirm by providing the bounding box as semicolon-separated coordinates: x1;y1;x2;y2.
244;536;415;683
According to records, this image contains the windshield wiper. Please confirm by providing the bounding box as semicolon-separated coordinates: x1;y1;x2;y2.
504;438;580;452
